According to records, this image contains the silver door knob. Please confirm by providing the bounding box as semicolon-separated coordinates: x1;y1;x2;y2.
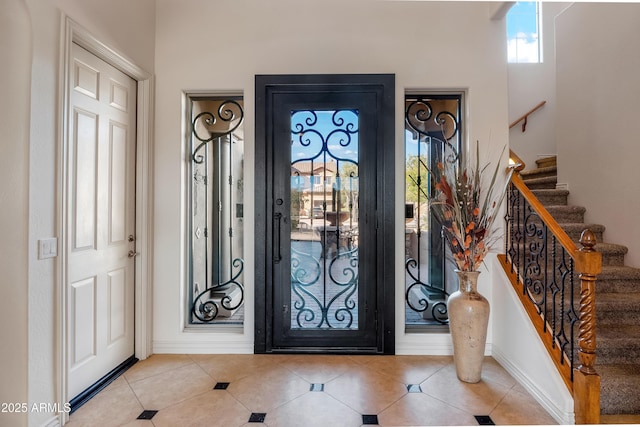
128;250;139;258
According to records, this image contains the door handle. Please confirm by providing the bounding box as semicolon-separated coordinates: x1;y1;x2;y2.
274;212;282;263
128;250;139;258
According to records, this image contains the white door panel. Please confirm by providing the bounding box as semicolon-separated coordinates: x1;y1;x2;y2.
67;43;136;399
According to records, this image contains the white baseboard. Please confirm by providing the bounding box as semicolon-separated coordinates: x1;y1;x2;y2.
556;182;569;191
492;346;575;425
396;334;492;356
152;339;253;354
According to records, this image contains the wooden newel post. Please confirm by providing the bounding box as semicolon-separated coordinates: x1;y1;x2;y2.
573;229;602;424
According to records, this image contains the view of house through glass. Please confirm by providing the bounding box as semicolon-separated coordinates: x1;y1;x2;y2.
289;110;360;329
404;94;462;329
188;96;245;326
507;1;542;63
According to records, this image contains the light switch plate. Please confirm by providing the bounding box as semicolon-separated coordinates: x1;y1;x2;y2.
38;238;58;259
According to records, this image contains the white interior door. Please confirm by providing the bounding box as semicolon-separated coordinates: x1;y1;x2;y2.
67;43;137;399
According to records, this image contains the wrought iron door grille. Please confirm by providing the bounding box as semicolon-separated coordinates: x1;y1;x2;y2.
289;110;360;329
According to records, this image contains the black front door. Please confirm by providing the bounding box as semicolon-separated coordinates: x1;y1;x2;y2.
255;74;395;354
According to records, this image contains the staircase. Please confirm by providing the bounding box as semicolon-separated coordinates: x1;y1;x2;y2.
521;156;640;415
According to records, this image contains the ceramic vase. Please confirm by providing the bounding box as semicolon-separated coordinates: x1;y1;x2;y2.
447;270;490;383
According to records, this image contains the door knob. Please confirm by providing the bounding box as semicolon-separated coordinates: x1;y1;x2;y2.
128;250;139;258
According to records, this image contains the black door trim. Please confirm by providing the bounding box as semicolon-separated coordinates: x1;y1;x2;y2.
255;74;395;354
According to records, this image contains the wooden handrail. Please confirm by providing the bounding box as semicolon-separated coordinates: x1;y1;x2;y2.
501;172;601;424
510;100;546;132
510;173;578;255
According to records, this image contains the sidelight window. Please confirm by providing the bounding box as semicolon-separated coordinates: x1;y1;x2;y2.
404;93;463;330
187;95;245;326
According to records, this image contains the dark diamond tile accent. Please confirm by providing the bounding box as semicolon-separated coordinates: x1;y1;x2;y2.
213;382;230;390
475;415;495;425
137;410;158;420
310;383;325;392
362;414;379;425
249;413;267;423
407;384;422;393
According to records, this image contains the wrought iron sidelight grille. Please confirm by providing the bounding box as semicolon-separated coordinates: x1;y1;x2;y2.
404;93;463;329
188;96;245;325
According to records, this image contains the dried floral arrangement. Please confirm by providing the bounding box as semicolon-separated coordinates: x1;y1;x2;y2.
430;143;513;271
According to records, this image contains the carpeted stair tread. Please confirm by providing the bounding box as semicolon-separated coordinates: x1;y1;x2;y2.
598;324;640;342
521;175;557;189
596;292;640;312
520;165;558;180
598;325;640;365
544;205;586;223
535;156;557;169
531;188;570;206
560;223;605;242
599;265;640;282
598;364;640;414
595;243;629;266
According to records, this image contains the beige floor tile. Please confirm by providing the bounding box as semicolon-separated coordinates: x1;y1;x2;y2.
362;355;450;385
103;375;128;391
280;354;362;383
66;381;143;427
120;421;155;427
191;354;290;382
151;390;251;427
266;391;362;427
490;388;559;425
227;364;310;412
378;392;479;426
124;354;193;383
67;355;558;427
128;363;215;410
421;364;511;415
480;357;518;388
511;380;529;395
324;363;407;414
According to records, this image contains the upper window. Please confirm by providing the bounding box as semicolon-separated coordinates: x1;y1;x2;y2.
507;2;542;63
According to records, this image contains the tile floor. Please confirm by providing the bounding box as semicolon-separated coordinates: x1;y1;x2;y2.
66;354;558;427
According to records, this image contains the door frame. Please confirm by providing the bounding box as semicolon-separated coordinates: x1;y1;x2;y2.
254;74;395;354
57;16;154;419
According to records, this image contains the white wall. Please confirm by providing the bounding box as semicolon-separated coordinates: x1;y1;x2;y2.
1;0;580;424
490;256;574;425
153;0;510;354
24;1;154;425
508;2;571;170
1;1;32;426
556;3;640;268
